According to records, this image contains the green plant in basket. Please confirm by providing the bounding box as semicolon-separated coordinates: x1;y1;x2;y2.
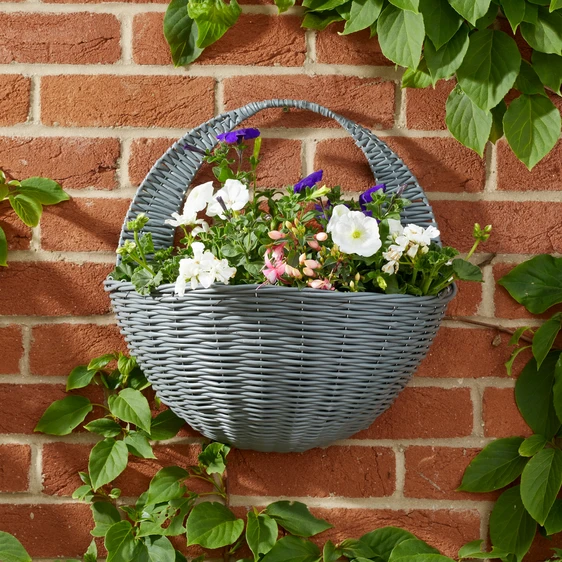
111;128;491;297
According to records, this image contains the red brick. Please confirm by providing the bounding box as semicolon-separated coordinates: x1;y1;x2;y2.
30;324;125;376
133;13;305;66
229;446;395;498
406;81;455;130
41;198;130;252
404;446;498;501
0;504;93;557
354;387;473;439
417;328;526;378
223;75;396;130
0;75;30;125
498;139;562;191
316;24;393;66
129;137;302;188
385;137;486;192
483;387;531;437
0;326;23;374
0;444;31;492
41;76;215;128
0;205;31;251
0;384;103;434
527;533;562;562
0;13;120;64
446;280;483;317
432;201;562;254
0;137;120;190
0;262;112;316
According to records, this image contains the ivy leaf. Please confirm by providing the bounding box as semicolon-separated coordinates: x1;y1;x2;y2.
246;511;278;560
359;527;417;561
150;409;185;440
446;88;493;156
521;447;562;525
498;255;562;313
458;437;528;492
84;418;123;438
301;10;344;29
475;1;500;29
505;345;532;376
519;434;548;457
66;365;98;391
458;540;510;560
135;535;175;562
489;100;507;143
274;0;295;11
401;59;432;88
265;501;332;537
0;226;7;267
490;486;536;562
198;442;230;474
457;29;521;111
389;538;439;560
323;540;343;562
544;499;562;535
341;0;383;34
260;536;321;562
84;539;98;562
105;521;136;562
88;353;116;371
0;531;31;562
424;24;470;84
187;0;241;49
88;439;129;491
515;60;547;95
186;502;244;548
108;388;152;433
448;0;492;25
552;353;562;424
17;177;69;205
123;431;156;459
501;0;526;32
532;52;562;94
163;0;202;67
551;0;562;10
418;0;462;50
146;466;189;504
302;0;348;10
388;0;418;12
516;353;561;439
504;93;561;169
520;7;562;55
377;5;425;69
532;313;562;368
91;502;122;537
35;395;92;435
8;194;42;227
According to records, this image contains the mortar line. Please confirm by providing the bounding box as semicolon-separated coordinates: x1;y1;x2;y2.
28;443;43;495
19;325;32;377
395;82;406;130
0;315;116;327
484;141;498;193
477;264;496;319
470;384;484;438
305;29;316;65
393;445;405;498
119;12;133;65
29;75;41;124
215;78;225;115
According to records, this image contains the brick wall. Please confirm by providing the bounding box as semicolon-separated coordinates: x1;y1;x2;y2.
0;3;561;560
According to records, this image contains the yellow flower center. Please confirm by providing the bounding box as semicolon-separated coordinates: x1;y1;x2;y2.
351;229;363;239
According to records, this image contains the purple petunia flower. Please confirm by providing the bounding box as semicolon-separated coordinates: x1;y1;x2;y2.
359;184;386;213
314;199;333;220
294;170;323;194
216;128;261;144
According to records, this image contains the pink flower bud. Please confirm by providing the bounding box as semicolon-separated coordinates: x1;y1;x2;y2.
307;240;320;250
303;267;316;277
268;230;284;240
299;253;307;265
285;265;302;279
304;260;320;269
315;232;328;241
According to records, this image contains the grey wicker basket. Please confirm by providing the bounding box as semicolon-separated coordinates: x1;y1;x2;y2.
105;99;455;453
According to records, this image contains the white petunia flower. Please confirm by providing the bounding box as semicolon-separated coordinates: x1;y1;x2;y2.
403;224;440;247
165;182;214;228
206;179;250;218
327;204;351;233
387;218;404;237
330;210;382;257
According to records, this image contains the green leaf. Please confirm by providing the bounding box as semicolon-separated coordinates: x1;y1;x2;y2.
475;1;500;28
551;0;562;10
164;0;203;66
187;502;244;548
150;409;185;440
490;486;536;562
264;501;332;537
8;194;42;227
402;59;433;88
84;418;123;438
274;0;295;11
515;60;547;95
260;536;321;562
146;466;189;505
123;431;156;459
489;100;507;143
554;354;562;423
17;177;68;205
458;437;528;492
520;8;562;55
448;0;492;24
35;395;92;435
166;497;194;536
91;502;121;537
544;499;562;534
505;93;561;169
88;353;116;371
0;183;8;201
533;313;562;367
359;527;417;562
105;521;136;562
246;511;278;560
108;388;152;433
498;255;562;313
457;29;521;111
424;24;470;83
532;52;562;94
88;439;129;491
188;0;241;49
323;541;343;562
66;365;97;391
521;447;562;525
505;345;532;376
377;4;425;69
519;434;548;456
198;442;230;474
457;540;510;560
0;226;7;267
388;0;418;12
501;0;526;32
516;353;561;439
131;268;162;296
301;10;344;29
339;538;376;559
0;531;32;562
302;0;348;10
84;539;98;562
418;0;462;50
135;536;175;562
341;0;383;34
446;88;492;156
389;538;439;560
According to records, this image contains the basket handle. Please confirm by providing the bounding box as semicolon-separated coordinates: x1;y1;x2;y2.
116;99;435;261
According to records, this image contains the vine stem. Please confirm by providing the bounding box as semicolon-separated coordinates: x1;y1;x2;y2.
451;316;534;344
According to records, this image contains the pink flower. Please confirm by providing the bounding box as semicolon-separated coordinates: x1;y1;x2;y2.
308;278;333;290
263;245;286;284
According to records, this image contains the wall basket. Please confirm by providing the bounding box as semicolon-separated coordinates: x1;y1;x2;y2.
105;99;455;453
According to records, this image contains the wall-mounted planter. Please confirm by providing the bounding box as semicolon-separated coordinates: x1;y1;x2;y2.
105;99;455;453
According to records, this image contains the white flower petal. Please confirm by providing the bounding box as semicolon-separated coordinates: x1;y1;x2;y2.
184;182;214;214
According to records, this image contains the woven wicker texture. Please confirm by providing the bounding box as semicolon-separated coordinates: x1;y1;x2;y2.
105;99;455;452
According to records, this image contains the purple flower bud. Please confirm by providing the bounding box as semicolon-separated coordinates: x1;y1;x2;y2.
183;143;206;155
294;170;323;194
216;128;261;144
359;184;386;213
